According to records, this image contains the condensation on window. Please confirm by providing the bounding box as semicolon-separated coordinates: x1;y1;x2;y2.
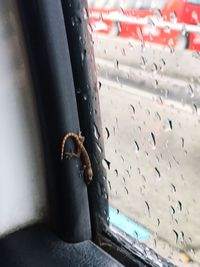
88;0;200;266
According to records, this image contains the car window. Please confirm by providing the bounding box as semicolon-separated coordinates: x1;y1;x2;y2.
88;0;200;265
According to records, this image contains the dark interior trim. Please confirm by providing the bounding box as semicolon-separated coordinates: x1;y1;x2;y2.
17;0;91;242
0;224;123;267
61;0;109;241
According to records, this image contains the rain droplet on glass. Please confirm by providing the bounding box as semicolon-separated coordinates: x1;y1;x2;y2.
149;132;156;150
102;158;111;170
145;201;151;217
93;123;100;139
115;59;119;69
192;10;198;23
181;137;184;148
178;201;182;212
134;140;140;152
173;229;179;244
96;142;103;153
124;187;128;194
159;58;166;72
83;8;89;20
170;205;175;216
154;80;158;88
187;84;194;98
168;119;173;130
81;49;86;63
140;56;147;70
105;127;110;139
169;11;177;23
155;112;161;121
153;9;162;20
154;167;161;179
98;81;102;90
192;103;198;114
151;63;158;74
114;169;118;177
163;26;170;34
171;183;176;193
121;48;126;56
172;155;179;165
87;23;93;34
181;24;187;36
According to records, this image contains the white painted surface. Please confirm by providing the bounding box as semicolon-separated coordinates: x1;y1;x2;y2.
0;1;48;236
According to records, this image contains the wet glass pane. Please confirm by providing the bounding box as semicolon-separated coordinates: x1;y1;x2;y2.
88;0;200;265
